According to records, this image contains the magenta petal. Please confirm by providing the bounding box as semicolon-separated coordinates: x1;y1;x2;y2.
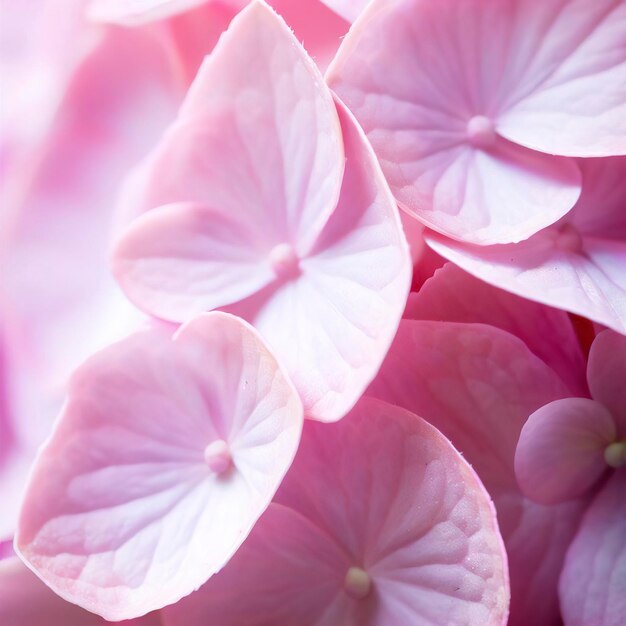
164;398;509;625
15;313;303;619
405;263;587;394
368;320;585;626
514;398;615;505
587;330;626;433
559;471;626;626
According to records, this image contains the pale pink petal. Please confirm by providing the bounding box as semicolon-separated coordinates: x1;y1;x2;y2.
496;0;626;157
514;398;615;504
587;330;626;433
117;0;344;250
327;0;583;244
368;320;585;626
405;263;587;394
559;471;626;626
15;313;303;619
421;112;626;337
165;398;509;625
223;99;411;421
0;558;161;626
113;201;275;319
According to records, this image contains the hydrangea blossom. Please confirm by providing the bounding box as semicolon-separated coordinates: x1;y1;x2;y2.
111;1;411;422
327;0;626;244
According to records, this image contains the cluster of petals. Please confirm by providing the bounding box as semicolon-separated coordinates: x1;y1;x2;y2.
0;0;624;625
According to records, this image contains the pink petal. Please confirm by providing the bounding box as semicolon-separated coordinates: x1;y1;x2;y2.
588;330;626;433
15;313;303;619
426;157;626;334
514;398;615;505
165;398;509;625
114;200;276;319
116;0;344;248
559;471;626;626
496;0;626;158
368;320;585;626
405;263;587;394
327;0;583;244
0;557;161;626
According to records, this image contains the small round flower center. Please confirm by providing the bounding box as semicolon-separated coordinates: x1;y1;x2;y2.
466;115;497;148
344;566;371;600
554;223;584;254
269;243;300;279
604;441;626;469
204;439;232;474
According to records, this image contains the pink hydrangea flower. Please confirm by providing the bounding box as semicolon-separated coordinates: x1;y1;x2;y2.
112;0;412;422
15;313;303;619
515;330;626;625
327;0;626;245
163;398;510;625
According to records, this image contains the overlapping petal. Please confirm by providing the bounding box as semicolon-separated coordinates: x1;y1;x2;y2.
15;313;303;619
559;471;626;626
367;321;585;626
405;263;587;394
113;1;411;422
164;398;509;626
426;157;626;333
587;330;626;432
514;398;615;505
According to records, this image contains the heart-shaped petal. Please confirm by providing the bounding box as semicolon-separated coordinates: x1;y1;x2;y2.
514;398;615;504
164;398;510;625
559;471;626;626
425;157;626;334
15;312;303;619
367;320;585;626
405;263;587;394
